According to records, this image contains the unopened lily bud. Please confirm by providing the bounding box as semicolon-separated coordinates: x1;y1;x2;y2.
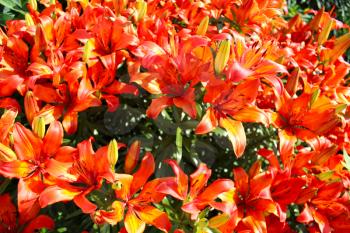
309;8;324;31
208;214;230;228
9;134;14;145
323;32;350;64
83;39;94;63
114;0;128;15
29;0;37;11
0;142;17;162
285;67;299;96
124;140;140;173
108;139;119;168
25;14;35;27
318;16;334;45
309;89;320;108
136;0;147;21
214;40;230;75
33;117;46;139
25;91;39;125
196;16;209;36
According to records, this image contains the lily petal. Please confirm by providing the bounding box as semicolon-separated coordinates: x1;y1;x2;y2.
219;118;246;157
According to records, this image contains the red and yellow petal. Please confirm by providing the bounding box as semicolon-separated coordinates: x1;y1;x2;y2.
219;118;246;158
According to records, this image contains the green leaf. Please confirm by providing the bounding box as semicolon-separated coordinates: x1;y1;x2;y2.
99;224;110;233
104;104;144;136
336;103;348;114
154;111;178;135
0;0;21;8
191;140;217;166
0;0;26;15
0;13;16;25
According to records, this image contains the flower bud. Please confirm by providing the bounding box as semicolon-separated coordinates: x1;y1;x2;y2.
196;16;209;36
214;40;230;75
83;39;95;63
29;0;37;11
124;140;140;173
33;117;46;139
25;14;35;27
0;142;16;162
108;139;119;168
136;0;147;21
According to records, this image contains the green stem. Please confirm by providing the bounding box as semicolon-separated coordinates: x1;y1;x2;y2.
174;127;183;163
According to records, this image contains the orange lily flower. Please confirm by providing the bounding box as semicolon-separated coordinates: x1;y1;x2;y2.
258;148;306;221
39;137;116;213
217;167;278;233
225;36;287;94
27;73;101;134
226;0;287;34
85;14;139;112
157;160;234;220
130;35;211;119
93;153;171;233
272;90;341;166
0;31;29;97
196;79;269;157
296;181;349;233
0;193;54;233
0;120;74;180
0;120;76;222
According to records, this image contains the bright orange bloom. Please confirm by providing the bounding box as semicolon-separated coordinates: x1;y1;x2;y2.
218;167;278;233
93;153;171;233
0;121;73;181
131;35;211;119
296;181;349;233
0;120;76;222
226;0;287;34
157;160;234;219
196;79;269;157
272;91;341;166
0;193;54;233
39;137;116;213
0;27;29;97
